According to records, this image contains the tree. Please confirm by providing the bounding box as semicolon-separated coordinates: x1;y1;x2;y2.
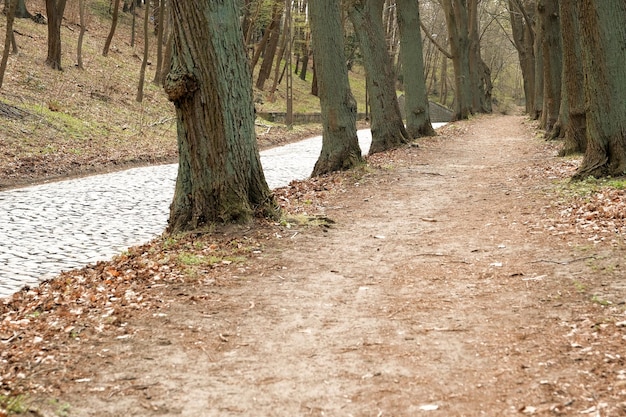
12;0;31;19
45;0;68;70
309;0;363;176
103;0;121;57
507;0;535;115
76;0;87;69
573;1;626;179
255;0;283;90
152;0;165;84
0;0;17;89
556;0;585;155
537;0;561;133
440;0;472;120
467;0;492;113
396;0;435;138
164;0;276;232
347;0;409;154
136;0;149;102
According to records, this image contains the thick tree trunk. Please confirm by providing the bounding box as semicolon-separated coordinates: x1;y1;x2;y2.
508;0;535;115
468;0;491;114
557;0;585;155
45;0;67;70
574;1;626;179
347;0;409;154
441;0;472;121
309;0;363;176
538;0;561;133
165;0;276;232
396;0;435;138
532;0;544;121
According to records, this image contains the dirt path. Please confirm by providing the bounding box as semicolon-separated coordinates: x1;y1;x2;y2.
18;115;626;416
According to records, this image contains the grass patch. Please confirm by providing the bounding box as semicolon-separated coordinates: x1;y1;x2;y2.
0;394;28;414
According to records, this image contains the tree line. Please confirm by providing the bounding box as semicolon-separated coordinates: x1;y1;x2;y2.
1;1;625;233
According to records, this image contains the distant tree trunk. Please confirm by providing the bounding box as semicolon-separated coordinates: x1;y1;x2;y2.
45;0;67;70
309;0;363;176
268;10;289;102
164;0;276;232
103;0;121;56
347;0;409;154
468;0;491;113
0;0;17;89
256;1;283;90
76;0;86;69
538;0;561;133
130;1;136;47
396;0;435;138
508;0;535;115
310;60;318;96
299;51;309;80
532;1;544;121
441;0;472;120
557;0;585;155
152;0;165;84
136;0;149;102
13;0;31;18
573;1;626;179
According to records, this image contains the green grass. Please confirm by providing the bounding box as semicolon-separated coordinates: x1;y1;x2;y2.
0;394;28;414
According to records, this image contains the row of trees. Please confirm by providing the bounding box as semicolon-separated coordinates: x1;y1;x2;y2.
2;1;625;232
507;0;626;178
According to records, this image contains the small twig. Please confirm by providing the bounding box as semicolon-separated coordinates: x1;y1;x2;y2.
530;256;595;265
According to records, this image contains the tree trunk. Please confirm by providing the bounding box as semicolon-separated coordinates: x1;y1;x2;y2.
45;0;67;70
164;0;276;232
574;1;626;179
309;0;363;176
256;0;283;90
468;0;491;113
136;0;149;102
347;0;409;154
13;0;31;18
103;0;121;57
152;0;165;84
299;51;309;80
441;0;472;120
76;0;86;69
130;1;136;47
396;0;435;139
508;0;535;115
0;0;17;89
557;0;585;155
538;0;561;133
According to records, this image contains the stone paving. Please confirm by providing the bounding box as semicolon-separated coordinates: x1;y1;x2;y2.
0;131;376;298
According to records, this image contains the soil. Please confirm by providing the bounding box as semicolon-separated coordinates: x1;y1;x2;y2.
1;115;626;416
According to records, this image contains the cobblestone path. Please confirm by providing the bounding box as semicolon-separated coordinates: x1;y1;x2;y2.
0;131;375;297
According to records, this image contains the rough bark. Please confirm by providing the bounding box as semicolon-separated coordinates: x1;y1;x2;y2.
347;0;409;154
45;0;67;70
508;0;535;115
441;0;472;120
532;0;543;121
309;0;363;176
574;1;626;179
538;0;561;133
557;0;585;155
468;0;492;114
396;0;435;138
165;0;276;232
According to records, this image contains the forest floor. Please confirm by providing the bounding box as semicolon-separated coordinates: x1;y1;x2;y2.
1;114;626;416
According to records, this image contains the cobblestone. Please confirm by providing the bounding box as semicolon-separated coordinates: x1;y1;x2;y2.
0;131;378;298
